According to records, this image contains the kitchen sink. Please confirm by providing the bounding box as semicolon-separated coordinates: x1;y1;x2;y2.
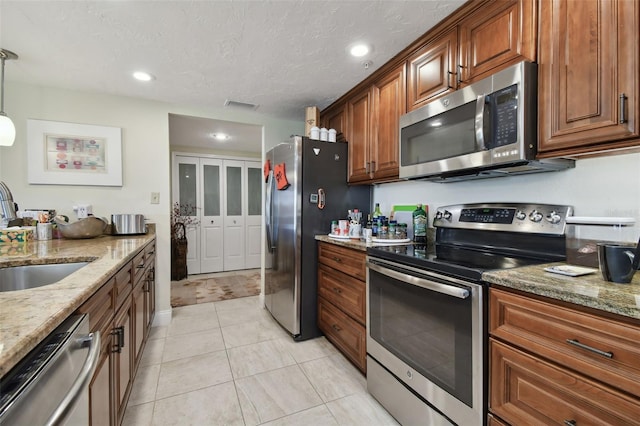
0;262;89;292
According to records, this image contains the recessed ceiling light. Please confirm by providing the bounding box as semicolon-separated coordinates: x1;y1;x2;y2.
211;133;230;141
349;43;370;58
133;71;155;82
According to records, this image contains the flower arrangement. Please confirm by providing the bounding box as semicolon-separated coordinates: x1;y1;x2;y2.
170;202;199;241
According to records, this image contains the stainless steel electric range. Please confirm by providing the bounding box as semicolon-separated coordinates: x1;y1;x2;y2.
366;203;573;426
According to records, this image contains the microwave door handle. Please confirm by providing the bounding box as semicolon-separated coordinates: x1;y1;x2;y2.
475;94;487;150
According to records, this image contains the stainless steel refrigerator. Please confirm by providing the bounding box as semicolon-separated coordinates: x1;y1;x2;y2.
265;136;371;341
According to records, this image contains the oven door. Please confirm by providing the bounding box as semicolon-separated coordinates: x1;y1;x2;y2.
366;256;485;426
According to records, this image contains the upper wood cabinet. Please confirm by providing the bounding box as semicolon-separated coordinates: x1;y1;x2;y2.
407;28;458;111
458;0;536;84
538;0;640;157
347;64;405;184
320;102;347;143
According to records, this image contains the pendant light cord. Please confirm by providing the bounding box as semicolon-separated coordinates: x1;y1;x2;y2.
0;55;5;115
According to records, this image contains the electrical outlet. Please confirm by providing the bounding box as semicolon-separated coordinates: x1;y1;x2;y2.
75;204;92;219
150;192;160;204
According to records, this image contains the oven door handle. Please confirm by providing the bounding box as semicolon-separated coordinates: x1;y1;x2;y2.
367;261;470;299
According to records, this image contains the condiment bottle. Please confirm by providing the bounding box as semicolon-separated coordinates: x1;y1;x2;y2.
413;204;427;245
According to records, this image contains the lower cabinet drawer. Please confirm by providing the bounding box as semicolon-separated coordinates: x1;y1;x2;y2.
318;263;366;324
318;297;366;373
490;288;640;398
490;339;639;425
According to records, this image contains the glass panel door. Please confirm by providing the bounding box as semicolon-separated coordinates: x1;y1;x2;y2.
245;161;262;269
200;158;223;273
223;160;245;271
172;155;201;274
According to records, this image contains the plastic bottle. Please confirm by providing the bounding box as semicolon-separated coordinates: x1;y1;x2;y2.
413;204;428;245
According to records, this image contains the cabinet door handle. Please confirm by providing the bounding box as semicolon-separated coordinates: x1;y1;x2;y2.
332;287;342;294
365;162;370;174
112;326;124;353
333;257;342;263
619;93;627;124
564;420;576;426
447;70;455;89
332;324;342;332
370;161;376;173
457;64;464;86
565;339;613;359
137;263;145;269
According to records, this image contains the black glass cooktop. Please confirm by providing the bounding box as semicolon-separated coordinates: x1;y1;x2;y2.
367;243;549;282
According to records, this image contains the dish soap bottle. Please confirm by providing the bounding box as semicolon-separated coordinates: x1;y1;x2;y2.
413;204;427;245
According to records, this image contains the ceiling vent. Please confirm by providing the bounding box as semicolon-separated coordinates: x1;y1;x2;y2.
224;99;259;111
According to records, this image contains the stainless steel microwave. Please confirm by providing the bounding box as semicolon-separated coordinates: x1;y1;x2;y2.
399;61;574;182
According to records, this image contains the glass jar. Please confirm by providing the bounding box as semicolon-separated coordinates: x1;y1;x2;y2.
388;221;397;239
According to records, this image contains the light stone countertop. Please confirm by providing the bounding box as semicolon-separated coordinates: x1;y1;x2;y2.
0;232;155;377
483;263;640;321
316;235;640;322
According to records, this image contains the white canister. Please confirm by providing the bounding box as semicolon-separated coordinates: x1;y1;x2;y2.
310;126;320;140
328;128;337;142
319;127;328;141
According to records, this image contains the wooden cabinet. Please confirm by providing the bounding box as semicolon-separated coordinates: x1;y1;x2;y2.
489;288;640;425
538;0;640;157
407;0;535;111
317;242;367;373
76;239;156;426
320;101;347;143
407;28;458;111
113;296;132;426
347;64;405;184
458;0;536;84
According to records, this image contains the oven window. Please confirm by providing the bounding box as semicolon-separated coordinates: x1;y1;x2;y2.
401;101;477;166
369;268;473;406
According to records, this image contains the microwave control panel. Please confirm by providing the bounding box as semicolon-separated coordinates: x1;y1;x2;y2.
491;84;518;147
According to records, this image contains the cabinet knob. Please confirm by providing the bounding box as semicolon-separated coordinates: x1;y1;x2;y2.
564;421;576;426
331;324;342;332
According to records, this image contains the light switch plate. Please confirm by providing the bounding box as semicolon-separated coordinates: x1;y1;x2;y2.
150;192;160;204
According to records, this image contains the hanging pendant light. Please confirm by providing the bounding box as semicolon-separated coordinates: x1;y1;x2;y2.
0;49;18;147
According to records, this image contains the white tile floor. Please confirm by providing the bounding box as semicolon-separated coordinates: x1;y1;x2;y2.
123;296;399;426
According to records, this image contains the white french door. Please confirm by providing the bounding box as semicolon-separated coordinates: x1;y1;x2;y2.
200;158;223;272
223;160;245;271
245;161;262;269
172;154;261;275
174;157;201;274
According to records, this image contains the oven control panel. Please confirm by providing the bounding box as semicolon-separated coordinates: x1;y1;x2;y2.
433;203;574;234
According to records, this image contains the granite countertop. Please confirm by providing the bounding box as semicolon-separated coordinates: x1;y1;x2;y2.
483;263;640;321
0;233;155;377
315;235;369;251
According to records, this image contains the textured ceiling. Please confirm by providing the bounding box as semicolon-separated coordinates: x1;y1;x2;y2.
0;0;465;152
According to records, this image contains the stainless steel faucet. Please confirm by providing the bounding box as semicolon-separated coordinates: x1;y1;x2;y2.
0;181;18;227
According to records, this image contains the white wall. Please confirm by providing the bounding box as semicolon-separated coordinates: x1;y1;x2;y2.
0;81;303;324
373;152;640;237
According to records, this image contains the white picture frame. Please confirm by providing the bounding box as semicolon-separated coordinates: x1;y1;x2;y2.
27;119;122;186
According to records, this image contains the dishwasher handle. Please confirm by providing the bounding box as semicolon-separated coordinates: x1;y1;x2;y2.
367;261;470;299
46;331;101;426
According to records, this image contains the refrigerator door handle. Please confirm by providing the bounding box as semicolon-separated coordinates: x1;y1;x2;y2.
265;170;276;253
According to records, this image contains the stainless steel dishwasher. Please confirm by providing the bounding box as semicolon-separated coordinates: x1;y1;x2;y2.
0;314;100;425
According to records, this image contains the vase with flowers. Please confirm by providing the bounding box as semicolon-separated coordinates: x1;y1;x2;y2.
170;202;199;280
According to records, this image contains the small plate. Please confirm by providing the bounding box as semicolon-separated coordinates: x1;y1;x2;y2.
544;265;598;277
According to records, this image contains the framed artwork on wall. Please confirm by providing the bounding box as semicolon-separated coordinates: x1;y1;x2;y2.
27;119;123;186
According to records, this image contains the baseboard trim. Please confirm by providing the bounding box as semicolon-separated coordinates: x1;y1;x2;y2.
152;309;172;327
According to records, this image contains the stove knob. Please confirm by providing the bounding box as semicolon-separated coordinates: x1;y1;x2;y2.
443;210;452;220
529;210;543;222
515;210;527;220
435;210;443;220
545;211;562;224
